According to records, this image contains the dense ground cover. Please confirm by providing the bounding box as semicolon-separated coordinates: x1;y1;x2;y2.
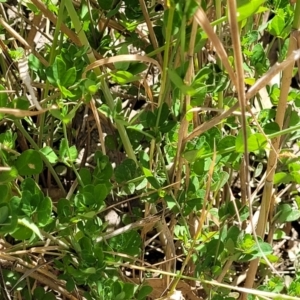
1;0;300;299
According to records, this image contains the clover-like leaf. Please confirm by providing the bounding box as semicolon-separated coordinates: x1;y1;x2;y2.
15;150;43;176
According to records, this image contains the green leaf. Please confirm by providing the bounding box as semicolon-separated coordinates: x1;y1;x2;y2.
68;145;78;162
0;204;9;224
0;166;18;183
79;168;92;186
158;102;170;126
1;269;25;291
168;68;184;88
276;204;300;223
168;68;196;95
52;56;66;84
291;170;300;184
218;136;236;151
268;13;285;37
61;67;76;87
273;229;286;240
110;70;140;84
115;44;130;70
59;139;78;163
122;283;135;299
28;54;42;73
87;84;98;95
0;204;17;234
57;198;72;223
98;0;114;10
274;172;293;184
146;176;161;189
128;63;147;75
43;292;56;300
191;85;207;106
0;185;9;203
21;178;40;194
193;158;211;175
235;0;266;22
109;230;141;256
0;129;16;148
235;126;252;153
18;217;43;240
46;56;61;86
94;184;109;207
137;285;153;300
7;97;30;116
37;196;52;226
15;150;43;175
263;122;280;135
114;159;137;183
49;107;62;121
82;211;96;219
107;1;122;18
58;84;75;98
288;278;300;296
247;133;267;152
250;241;273;258
11;222;35;240
211;171;229;191
143;168;161;190
250;44;265;66
40;146;58;164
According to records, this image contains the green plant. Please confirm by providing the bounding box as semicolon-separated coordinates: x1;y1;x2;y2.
1;0;300;299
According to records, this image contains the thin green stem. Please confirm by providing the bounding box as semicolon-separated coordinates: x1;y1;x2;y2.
293;1;300;29
62;123;84;187
156;4;175;111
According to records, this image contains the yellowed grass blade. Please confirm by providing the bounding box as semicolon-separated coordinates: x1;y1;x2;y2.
83;54;162;78
0;107;51;117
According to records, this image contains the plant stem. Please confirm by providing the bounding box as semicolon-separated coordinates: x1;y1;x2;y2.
64;0;137;164
156;3;174;111
244;0;300;294
62;123;84;187
14;120;66;195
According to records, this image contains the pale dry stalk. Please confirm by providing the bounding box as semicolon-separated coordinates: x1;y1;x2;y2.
227;0;251;206
243;29;299;295
183;18;199;286
138;0;163;66
194;7;237;86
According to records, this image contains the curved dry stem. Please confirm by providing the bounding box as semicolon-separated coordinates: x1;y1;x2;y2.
194;7;236;86
83;54;162;78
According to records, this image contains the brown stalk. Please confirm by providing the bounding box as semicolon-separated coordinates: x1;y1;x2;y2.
244;30;300;293
82;54;162;77
26;13;45;47
31;0;81;46
0;253;78;300
184;49;300;143
138;0;163;66
227;1;250;206
0;107;52;117
194;7;237;86
172;18;199;191
0;17;49;66
89;99;106;155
